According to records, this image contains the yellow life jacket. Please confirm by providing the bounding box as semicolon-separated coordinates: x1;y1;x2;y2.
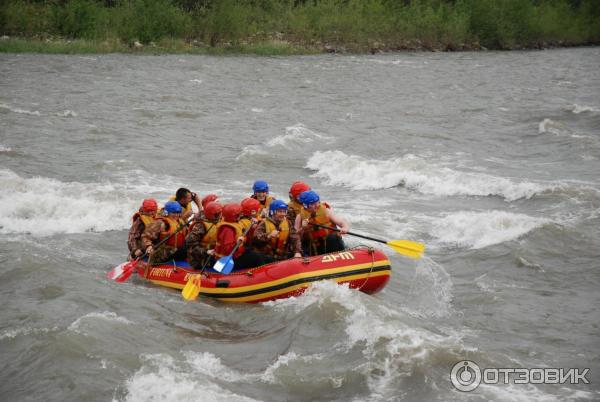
252;195;273;216
261;218;289;257
215;221;244;258
300;204;335;241
159;216;187;248
132;212;156;228
199;220;218;249
287;199;302;220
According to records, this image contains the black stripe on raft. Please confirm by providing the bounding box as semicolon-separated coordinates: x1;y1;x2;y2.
199;265;391;299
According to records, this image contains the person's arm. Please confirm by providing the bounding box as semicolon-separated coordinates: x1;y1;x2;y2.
326;209;350;234
294;214;304;234
127;219;143;255
252;221;269;247
288;223;302;257
185;222;207;250
191;192;202;211
141;221;165;254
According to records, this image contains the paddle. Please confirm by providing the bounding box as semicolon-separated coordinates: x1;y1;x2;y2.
107;215;194;282
213;222;255;275
181;222;219;301
309;223;425;259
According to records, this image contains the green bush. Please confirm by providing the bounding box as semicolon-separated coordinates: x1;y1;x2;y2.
116;0;192;43
1;1;54;36
52;0;109;39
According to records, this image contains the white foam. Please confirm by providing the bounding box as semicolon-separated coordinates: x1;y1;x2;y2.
185;352;251;383
430;210;549;249
189;79;202;84
0;144;12;152
237;124;334;160
124;354;260;402
0;168;160;236
0;103;41;116
68;311;132;333
407;257;453;318
250;108;264;113
572;104;599;114
0;326;58;340
56;110;78;117
306;150;553;201
538;118;567;135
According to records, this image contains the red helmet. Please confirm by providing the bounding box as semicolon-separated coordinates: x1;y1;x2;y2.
289;181;311;200
241;197;261;217
140;198;158;213
201;194;218;209
222;203;242;223
204;201;222;220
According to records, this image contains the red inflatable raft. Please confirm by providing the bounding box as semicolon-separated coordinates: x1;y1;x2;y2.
135;246;391;303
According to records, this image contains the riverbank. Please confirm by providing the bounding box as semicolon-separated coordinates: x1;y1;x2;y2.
1;35;597;56
1;0;599;56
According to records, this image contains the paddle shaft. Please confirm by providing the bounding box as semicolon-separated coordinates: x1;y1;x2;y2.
143;214;195;259
310;222;387;245
228;222;255;258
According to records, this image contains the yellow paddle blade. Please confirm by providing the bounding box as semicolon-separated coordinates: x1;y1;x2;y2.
386;240;425;259
182;274;202;301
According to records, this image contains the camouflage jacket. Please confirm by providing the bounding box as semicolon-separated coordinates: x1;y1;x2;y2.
185;219;217;269
253;218;302;258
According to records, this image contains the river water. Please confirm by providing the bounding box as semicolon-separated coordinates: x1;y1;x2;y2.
1;48;599;401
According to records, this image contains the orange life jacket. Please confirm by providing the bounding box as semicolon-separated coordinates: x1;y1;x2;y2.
159;216;187;248
259;218;290;258
215;221;245;258
300;204;335;241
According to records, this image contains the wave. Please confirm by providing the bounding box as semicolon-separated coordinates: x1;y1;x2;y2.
0;168;167;236
0;144;12;152
236;124;335;162
124;354;260;402
430;210;550;249
306;150;555;201
572;104;599;114
0;103;41;116
67;311;132;334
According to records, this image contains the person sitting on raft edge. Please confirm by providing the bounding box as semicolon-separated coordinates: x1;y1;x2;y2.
142;201;189;264
253;199;302;261
295;190;350;256
127;198;158;260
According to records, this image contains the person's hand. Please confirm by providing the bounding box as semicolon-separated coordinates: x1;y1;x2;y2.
134;249;143;257
251;217;259;224
269;230;279;238
302;219;309;228
207;249;215;256
237;236;246;243
146;246;154;255
339;228;348;235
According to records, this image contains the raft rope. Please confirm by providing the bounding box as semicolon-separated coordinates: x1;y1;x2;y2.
356;245;376;291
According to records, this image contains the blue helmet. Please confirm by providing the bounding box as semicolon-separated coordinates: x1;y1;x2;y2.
164;201;183;214
300;190;320;208
252;180;269;193
269;199;288;216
